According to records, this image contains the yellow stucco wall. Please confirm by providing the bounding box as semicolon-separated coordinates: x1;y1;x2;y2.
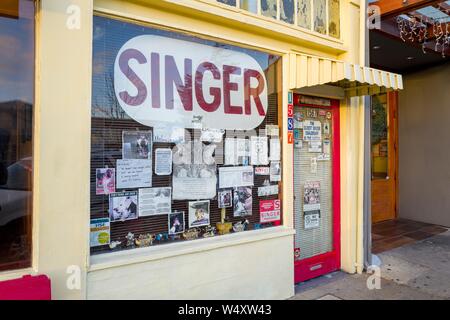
0;0;367;299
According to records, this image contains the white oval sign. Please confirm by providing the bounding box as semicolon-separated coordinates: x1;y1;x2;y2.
114;35;268;130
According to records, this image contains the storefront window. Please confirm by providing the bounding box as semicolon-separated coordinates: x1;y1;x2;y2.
371;94;389;179
328;0;340;38
241;0;258;13
261;0;278;19
91;16;282;255
0;0;34;272
297;0;311;29
313;0;327;34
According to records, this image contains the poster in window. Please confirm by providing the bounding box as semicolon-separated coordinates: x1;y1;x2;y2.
303;120;322;141
250;136;269;165
168;211;185;235
218;189;233;208
154;148;173;175
116;159;152;189
95;168;116;195
270;161;281;182
269;138;281;161
260;199;281;223
153;125;185;144
138;187;171;217
303;181;320;229
109;191;138;222
233;186;253;217
188;200;210;228
90;218;110;247
122;130;152;160
218;166;254;189
172;164;217;200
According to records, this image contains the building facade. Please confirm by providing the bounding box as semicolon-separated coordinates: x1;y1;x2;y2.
0;0;402;299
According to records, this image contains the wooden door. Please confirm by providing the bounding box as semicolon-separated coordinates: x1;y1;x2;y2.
371;92;398;223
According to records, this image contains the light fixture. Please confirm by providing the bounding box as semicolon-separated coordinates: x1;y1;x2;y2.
406;56;415;60
372;45;381;50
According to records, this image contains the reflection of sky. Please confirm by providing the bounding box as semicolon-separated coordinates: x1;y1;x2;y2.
0;0;34;104
92;16;280;118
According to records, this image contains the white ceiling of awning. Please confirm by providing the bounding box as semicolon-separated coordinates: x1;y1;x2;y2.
289;53;403;97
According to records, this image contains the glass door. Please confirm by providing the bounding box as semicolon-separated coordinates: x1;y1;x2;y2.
293;95;340;283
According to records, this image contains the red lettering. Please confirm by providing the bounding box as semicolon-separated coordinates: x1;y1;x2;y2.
244;69;266;116
118;49;147;106
195;62;221;112
165;55;193;111
151;52;160;108
223;65;242;115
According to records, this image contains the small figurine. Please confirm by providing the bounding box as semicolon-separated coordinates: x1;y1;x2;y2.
182;228;199;240
109;241;121;250
202;226;216;238
125;232;135;248
233;219;249;233
135;233;154;247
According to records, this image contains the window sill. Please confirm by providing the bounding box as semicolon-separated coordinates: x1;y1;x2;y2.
89;226;295;272
0;268;36;282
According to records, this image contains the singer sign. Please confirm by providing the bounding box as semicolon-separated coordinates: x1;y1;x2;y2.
114;35;268;130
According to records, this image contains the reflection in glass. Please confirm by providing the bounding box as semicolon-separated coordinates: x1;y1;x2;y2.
217;0;237;6
371;94;389;179
314;0;327;34
328;0;340;38
0;0;34;272
280;0;295;24
297;0;311;29
261;0;278;19
241;0;258;13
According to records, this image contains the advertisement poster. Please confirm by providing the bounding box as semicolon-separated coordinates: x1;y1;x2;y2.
260;199;281;223
90;218;110;247
95;168;115;195
308;141;322;153
172;164;217;200
266;125;279;136
303;181;321;230
153;125;185;144
269;138;281;161
303;120;322;141
138;187;171;217
258;184;279;197
218;189;233;208
109;191;138;222
255;167;270;175
224;138;250;165
188;200;210;228
200;128;224;143
233;187;253;217
116;159;152;189
270;161;281;182
218;166;254;189
122;130;152;159
168;211;185;235
250;136;269;165
154;148;173;175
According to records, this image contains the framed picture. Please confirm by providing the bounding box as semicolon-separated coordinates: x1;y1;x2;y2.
218;189;232;208
95;168;115;195
122;130;152;160
233;187;253;217
109;191;138;222
188;200;210;228
168;211;185;235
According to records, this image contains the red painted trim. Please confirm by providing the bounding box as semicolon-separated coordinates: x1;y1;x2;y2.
292;95;341;283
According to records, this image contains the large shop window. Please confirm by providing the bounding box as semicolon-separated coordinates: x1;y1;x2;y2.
0;0;34;272
90;16;283;255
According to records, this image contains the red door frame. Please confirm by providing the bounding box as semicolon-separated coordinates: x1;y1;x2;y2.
293;94;341;283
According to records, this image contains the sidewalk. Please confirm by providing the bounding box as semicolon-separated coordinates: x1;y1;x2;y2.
292;230;450;300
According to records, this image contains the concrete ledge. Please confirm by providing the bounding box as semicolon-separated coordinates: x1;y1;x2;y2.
89;226;295;272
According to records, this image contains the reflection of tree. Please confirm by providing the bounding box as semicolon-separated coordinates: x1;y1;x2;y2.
371;96;387;145
92;72;127;120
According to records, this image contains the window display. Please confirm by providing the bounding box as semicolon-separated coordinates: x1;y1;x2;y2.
90;16;282;255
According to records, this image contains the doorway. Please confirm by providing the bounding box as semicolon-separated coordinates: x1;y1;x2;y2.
293;95;340;283
371;92;398;223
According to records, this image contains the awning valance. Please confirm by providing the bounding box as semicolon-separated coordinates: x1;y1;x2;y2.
289;53;403;97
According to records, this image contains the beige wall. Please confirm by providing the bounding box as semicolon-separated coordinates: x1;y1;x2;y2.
398;62;450;227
